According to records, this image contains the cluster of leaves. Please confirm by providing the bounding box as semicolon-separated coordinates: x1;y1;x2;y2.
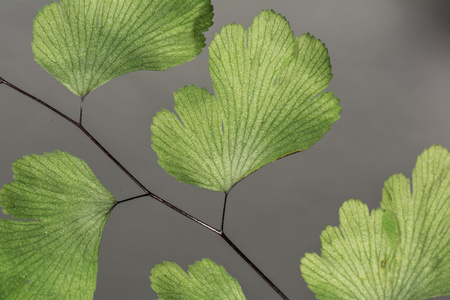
1;0;448;299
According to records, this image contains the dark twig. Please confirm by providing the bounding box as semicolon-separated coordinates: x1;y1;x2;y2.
79;96;85;125
112;193;149;210
220;232;289;300
1;76;290;300
221;191;229;232
1;76;78;127
0;76;218;233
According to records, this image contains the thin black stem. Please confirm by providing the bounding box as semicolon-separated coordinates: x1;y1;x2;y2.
77;125;150;193
1;76;78;127
0;76;217;232
1;76;289;299
220;232;289;300
219;191;288;299
79;97;85;125
148;191;221;234
113;193;149;209
1;76;222;232
221;191;229;232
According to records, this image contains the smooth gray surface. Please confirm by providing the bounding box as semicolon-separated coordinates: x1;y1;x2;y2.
1;1;450;299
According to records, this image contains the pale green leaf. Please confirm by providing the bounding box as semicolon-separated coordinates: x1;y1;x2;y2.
300;145;450;300
150;258;246;300
0;151;115;299
151;10;341;192
32;0;213;97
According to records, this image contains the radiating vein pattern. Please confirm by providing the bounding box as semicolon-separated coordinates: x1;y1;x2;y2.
150;258;246;299
301;145;450;300
152;10;341;191
32;0;213;97
0;151;115;299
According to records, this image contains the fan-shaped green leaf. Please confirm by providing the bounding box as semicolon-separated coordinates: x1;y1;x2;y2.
32;0;213;97
150;258;246;300
0;151;115;299
300;145;450;300
151;10;341;192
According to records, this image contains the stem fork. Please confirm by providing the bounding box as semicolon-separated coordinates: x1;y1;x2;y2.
1;76;290;300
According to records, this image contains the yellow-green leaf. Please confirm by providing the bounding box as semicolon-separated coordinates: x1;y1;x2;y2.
32;0;213;97
151;10;341;192
0;151;115;299
150;258;246;300
301;145;450;300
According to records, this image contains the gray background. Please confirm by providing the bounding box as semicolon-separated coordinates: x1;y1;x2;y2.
1;1;450;299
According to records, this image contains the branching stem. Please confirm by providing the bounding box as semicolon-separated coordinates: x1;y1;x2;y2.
0;76;289;300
